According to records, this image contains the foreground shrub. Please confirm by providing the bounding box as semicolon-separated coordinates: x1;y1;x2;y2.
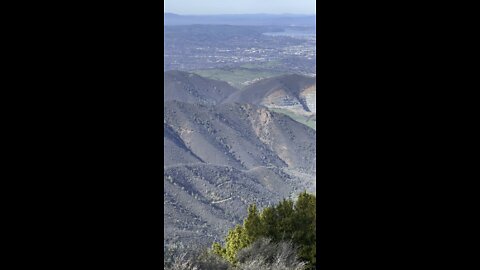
236;238;306;270
165;253;199;270
164;249;230;270
212;192;316;268
165;238;305;270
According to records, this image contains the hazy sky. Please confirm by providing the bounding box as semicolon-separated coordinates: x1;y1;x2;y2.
164;0;316;15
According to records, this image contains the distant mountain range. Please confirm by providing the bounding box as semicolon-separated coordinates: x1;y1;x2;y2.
164;13;316;26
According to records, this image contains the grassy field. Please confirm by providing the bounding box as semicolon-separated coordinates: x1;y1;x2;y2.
239;60;282;69
191;67;284;89
270;108;316;130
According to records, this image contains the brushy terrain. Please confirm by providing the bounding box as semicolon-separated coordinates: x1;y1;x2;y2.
164;238;306;270
164;193;316;270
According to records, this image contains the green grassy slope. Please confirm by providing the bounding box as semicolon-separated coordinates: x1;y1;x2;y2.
191;67;285;89
270;108;316;130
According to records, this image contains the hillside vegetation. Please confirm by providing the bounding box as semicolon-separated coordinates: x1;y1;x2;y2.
163;71;317;258
192;67;285;89
212;192;316;269
164;101;316;247
164;192;316;270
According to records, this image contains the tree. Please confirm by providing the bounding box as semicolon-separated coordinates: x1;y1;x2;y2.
222;225;249;264
292;192;316;267
243;204;262;244
212;242;225;258
212;192;316;268
260;206;279;240
275;199;295;241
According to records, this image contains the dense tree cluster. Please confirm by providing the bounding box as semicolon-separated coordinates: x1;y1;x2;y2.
212;192;316;269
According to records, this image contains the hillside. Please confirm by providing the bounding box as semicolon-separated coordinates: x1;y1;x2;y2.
163;101;316;247
164;101;316;172
164;163;301;247
191;67;286;89
223;74;316;114
164;123;203;166
164;70;239;105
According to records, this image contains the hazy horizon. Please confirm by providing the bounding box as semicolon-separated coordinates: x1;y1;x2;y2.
164;0;316;15
165;12;315;16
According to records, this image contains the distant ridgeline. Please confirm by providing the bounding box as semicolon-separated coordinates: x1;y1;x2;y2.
165;71;316;114
164;13;316;26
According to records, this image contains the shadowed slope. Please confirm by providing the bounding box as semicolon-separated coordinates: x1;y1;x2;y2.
223;74;316;113
164;71;239;105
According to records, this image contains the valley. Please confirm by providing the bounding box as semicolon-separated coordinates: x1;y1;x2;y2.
163;14;316;253
164;72;316;248
164;24;316;76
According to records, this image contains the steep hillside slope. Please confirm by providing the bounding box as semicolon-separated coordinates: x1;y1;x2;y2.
164;123;203;166
164;101;316;172
163;101;316;247
223;74;316;114
164;71;239;105
164;164;302;247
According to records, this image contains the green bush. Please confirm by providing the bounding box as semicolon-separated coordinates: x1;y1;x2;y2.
212;192;316;269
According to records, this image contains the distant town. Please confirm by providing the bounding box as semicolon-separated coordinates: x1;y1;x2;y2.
164;25;316;76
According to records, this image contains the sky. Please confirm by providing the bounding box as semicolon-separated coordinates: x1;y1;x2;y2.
164;0;316;15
